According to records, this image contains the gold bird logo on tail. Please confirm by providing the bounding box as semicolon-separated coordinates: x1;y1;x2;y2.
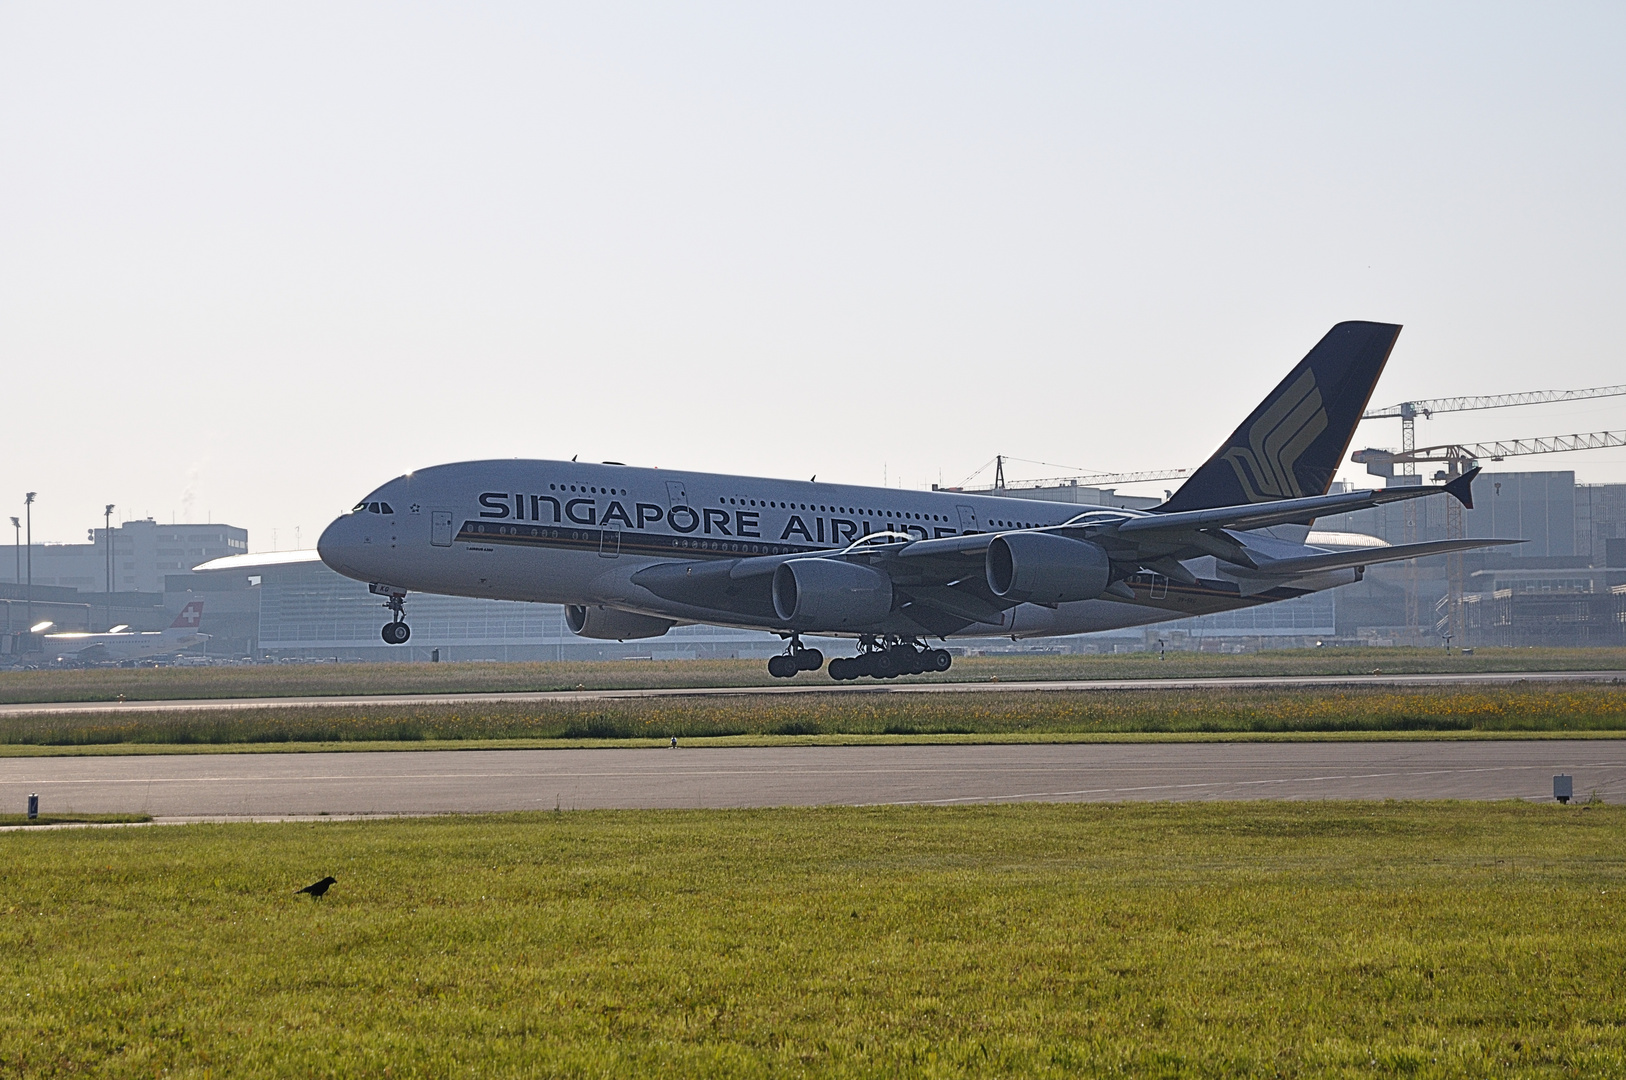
1220;369;1328;501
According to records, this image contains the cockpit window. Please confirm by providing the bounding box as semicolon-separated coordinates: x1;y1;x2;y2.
352;502;368;513
380;502;394;515
368;502;381;513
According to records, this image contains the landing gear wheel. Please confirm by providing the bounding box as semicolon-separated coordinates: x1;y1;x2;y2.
829;638;946;680
889;644;925;675
377;587;411;646
767;654;797;678
796;648;824;671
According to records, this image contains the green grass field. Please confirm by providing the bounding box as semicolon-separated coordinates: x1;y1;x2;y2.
3;683;1624;751
2;646;1624;704
4;802;1625;1076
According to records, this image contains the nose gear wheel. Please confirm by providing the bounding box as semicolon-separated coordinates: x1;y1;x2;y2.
377;589;411;645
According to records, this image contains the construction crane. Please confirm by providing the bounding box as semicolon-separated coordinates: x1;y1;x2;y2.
1364;383;1626;475
948;455;1191;493
1361;383;1626;639
1354;431;1626;474
1351;429;1626;645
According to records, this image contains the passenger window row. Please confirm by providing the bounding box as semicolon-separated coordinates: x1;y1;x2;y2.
714;496;948;523
548;484;628;496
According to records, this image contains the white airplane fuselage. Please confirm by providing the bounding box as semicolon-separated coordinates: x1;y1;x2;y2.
43;628;209;663
316;459;1351;642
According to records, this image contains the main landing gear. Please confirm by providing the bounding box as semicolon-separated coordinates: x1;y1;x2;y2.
767;635;824;678
372;584;411;645
828;636;952;680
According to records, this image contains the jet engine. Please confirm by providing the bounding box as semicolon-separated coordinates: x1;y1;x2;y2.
986;532;1112;604
772;558;893;629
564;604;676;641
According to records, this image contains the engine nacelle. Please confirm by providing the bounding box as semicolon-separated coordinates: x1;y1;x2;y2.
772;558;893;629
564;604;675;640
986;532;1112;604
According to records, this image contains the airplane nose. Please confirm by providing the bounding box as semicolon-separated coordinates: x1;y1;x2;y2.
317;515;367;581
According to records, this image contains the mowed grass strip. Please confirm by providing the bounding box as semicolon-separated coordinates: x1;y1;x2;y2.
3;803;1625;1076
0;812;150;827
3;684;1625;748
2;646;1624;704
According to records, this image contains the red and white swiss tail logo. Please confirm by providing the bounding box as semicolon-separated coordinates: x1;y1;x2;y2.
170;601;205;629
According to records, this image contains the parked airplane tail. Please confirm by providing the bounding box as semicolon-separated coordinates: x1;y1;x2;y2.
1159;321;1402;513
169;600;205;629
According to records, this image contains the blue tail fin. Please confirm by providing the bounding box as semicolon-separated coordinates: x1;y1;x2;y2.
1160;321;1401;512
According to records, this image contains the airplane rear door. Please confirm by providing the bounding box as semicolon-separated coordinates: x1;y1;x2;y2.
430;511;453;547
956;505;979;533
666;481;688;508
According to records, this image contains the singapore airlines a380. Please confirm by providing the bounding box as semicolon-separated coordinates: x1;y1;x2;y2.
310;322;1518;680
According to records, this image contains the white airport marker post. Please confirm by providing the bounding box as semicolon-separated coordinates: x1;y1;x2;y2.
26;792;38;820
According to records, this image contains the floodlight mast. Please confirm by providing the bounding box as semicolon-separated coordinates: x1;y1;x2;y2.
104;504;115;631
23;493;35;629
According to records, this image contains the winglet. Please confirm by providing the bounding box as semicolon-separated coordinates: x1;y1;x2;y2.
1443;466;1480;510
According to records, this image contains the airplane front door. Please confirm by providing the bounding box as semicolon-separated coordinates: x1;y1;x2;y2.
430;511;453;547
956;505;979;533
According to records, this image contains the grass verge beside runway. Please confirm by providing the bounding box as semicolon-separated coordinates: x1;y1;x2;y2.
2;684;1624;752
0;812;150;827
2;646;1623;704
4;802;1625;1076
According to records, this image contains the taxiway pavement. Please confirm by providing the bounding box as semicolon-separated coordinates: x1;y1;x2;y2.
3;741;1622;819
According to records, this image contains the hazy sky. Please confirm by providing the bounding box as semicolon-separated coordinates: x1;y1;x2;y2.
4;3;1623;549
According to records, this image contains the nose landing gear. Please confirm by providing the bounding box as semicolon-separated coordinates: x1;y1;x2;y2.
828;636;951;680
371;583;411;645
767;635;824;678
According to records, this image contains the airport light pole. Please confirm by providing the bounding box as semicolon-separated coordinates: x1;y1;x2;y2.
9;517;17;632
104;504;115;630
24;493;35;629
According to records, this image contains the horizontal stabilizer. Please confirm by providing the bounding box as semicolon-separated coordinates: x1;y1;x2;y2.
1444;466;1480;509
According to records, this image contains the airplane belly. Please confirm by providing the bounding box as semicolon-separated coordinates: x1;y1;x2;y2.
944;599;1178;640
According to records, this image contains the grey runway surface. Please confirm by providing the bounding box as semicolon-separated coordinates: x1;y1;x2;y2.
2;669;1622;716
4;742;1623;819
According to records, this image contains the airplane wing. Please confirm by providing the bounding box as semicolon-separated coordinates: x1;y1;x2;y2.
629;467;1510;634
1117;467;1481;537
1230;537;1524;579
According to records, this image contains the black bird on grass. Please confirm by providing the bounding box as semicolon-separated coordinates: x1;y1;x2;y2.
297;876;336;899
